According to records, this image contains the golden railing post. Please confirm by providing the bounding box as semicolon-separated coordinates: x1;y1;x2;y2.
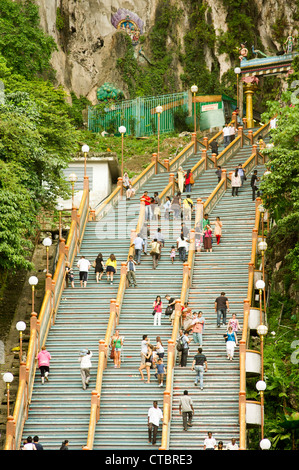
201;148;207;170
211;153;217;168
242;117;247;129
164;159;170;171
203;136;208;150
248;129;253;145
253;144;258;165
238;126;244;147
117;177;123;197
152;153;158;174
221;168;227;190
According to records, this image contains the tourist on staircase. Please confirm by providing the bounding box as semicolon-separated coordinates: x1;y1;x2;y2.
152;227;165;260
224;326;238;361
228;123;236;143
163;195;171;219
231;168;242;197
139;343;154;383
203;224;213;252
65;262;75;288
238;163;246;186
147;401;163;446
140;222;149;256
141;190;152;221
184;169;194;193
37;346;51;384
222;123;230;148
227;313;241;334
211;216;223;245
105;254;117;284
215;292;230;327
250;169;260;201
93;253;105;283
203;431;217;450
179;390;194;431
191;311;205;346
152;296;163;327
191;347;208;389
126;255;137;288
177;166;186;193
78;349;93;390
170;245;176;264
155;358;166;387
133;232;144;265
150;238;160;269
110;330;124;368
179;330;191;368
177;233;189;261
215;165;222;183
77;255;91;288
153;192;161;221
155;336;165;360
210;139;219;156
183;195;193;221
171;192;182;219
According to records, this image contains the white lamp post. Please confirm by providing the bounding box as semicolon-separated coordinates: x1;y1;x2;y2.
81;144;90;178
119;126;126;195
68;173;78;209
155;106;163;159
234;67;241;108
16;321;26;363
190;85;198;135
43;237;52;275
3;373;14;417
29;275;38;314
55;202;64;240
257;323;268;385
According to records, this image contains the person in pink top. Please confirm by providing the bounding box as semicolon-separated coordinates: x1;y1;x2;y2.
37;346;51;384
192;311;205;346
153;296;163;326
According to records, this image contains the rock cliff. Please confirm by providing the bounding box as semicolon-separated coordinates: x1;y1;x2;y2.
35;0;299;104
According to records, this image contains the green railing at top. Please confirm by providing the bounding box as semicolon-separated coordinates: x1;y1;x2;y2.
88;92;189;137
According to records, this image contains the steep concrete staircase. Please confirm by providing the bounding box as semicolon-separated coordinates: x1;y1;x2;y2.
21;131;264;450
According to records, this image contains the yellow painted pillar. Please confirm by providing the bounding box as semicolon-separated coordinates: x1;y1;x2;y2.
244;83;257;129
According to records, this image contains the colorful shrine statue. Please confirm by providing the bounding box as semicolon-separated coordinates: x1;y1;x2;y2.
239;43;248;61
284;35;294;54
111;9;143;46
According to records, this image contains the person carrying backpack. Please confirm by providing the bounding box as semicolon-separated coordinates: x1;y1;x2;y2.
177;330;191;367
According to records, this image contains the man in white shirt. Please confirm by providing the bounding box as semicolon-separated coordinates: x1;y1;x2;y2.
148;401;163;445
223;123;230;147
140;335;149;365
133;233;144;264
203;431;217;450
226;438;239;450
77;256;91;288
78;349;92;390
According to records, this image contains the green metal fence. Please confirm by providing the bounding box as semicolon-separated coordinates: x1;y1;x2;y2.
88;91;189;137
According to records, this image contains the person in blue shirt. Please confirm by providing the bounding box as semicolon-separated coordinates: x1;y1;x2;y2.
155;358;166;387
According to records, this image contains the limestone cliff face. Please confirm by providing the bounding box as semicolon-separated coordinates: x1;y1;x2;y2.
36;0;299;104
